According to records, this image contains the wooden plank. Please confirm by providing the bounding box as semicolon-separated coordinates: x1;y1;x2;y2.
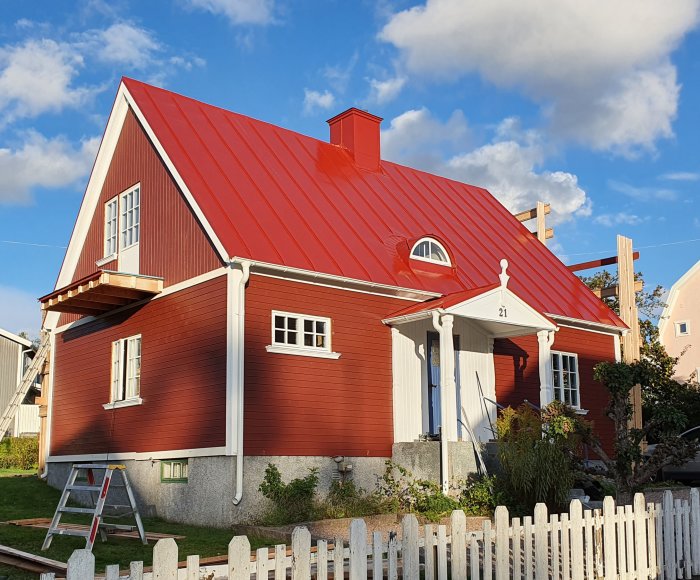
550;514;560;580
561;513;570;580
589;280;643;299
451;510;467;580
333;538;344;580
483;519;493;580
534;504;548;579
388;533;398;580
256;547;269;580
647;504;658;580
318;539;329;580
567;250;640;273
663;491;675;579
512;517;522;579
229;536;251;580
0;545;67;573
536;201;547;243
570;500;584;580
524;516;533;580
401;515;419;580
275;544;287;580
130;560;144;580
655;502;665;580
292;527;311;580
603;497;617;580
66;549;94;580
633;493;648;578
583;511;594;580
690;488;700;575
424;524;435;580
513;203;551;222
674;499;684;578
105;564;120;580
494;506;509;580
682;501;692;579
615;507;626;578
469;536;480;580
153;538;178;580
437;526;448;580
40;574;55;580
349;519;367;580
529;228;554;240
3;518;185;541
372;533;382;580
624;504;634;577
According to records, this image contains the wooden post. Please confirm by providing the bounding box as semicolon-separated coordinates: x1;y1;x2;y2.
186;555;199;580
569;500;584;580
318;539;329;580
663;491;675;579
450;510;467;580
229;536;251;580
401;514;419;580
494;506;509;580
292;526;311;580
372;532;382;580
388;533;398;580
536;201;547;245
333;538;344;580
437;525;448;580
66;550;94;580
153;538;178;580
633;493;648;577
130;561;144;580
533;504;548;579
105;564;120;580
349;519;368;580
276;544;287;580
603;497;617;579
617;234;642;429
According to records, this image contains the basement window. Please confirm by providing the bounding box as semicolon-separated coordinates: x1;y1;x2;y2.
266;311;340;359
410;237;451;266
161;460;188;483
103;335;142;409
551;351;580;408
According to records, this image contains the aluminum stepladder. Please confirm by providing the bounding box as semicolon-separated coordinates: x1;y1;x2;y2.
42;464;147;551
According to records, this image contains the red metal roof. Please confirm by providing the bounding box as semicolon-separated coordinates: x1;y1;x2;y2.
122;77;626;329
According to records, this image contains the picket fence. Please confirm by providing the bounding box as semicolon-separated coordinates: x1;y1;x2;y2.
43;489;700;580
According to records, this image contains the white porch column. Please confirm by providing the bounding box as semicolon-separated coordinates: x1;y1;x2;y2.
537;330;555;407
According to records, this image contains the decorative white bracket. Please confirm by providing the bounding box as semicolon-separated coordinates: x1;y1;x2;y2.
499;259;510;288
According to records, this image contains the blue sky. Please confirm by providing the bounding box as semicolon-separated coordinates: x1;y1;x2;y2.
1;0;699;335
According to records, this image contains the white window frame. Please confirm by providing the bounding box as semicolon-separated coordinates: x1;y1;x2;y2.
120;184;140;250
97;184;141;267
101;197;118;262
551;350;581;409
675;320;690;337
104;334;143;409
410;237;452;266
266;310;340;359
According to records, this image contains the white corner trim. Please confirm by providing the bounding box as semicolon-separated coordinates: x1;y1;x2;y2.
265;344;341;359
47;446;228;463
96;254;117;267
102;397;143;410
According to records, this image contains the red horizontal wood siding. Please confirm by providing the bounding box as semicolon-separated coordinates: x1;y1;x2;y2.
493;326;616;453
50;275;227;456
59;108;223;327
244;275;400;457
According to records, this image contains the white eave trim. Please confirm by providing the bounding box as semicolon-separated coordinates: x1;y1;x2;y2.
658;259;700;338
0;328;33;348
47;446;228;462
547;313;628;336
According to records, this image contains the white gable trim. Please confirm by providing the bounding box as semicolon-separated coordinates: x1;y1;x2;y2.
659;259;700;338
0;328;32;348
44;82;229;331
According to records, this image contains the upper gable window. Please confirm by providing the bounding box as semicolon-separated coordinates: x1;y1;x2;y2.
410;238;451;266
104;198;118;258
120;185;140;249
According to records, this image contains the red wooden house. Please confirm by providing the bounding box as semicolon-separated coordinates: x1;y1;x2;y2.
39;78;626;525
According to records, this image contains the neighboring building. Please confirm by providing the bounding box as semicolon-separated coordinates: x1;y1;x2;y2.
659;260;700;383
39;78;627;526
0;328;40;437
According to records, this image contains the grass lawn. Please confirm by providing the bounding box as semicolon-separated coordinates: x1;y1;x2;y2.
0;475;273;578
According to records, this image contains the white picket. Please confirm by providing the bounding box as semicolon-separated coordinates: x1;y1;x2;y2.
229;536;251;580
186;554;199;580
583;511;594;580
594;509;604;580
633;494;648;578
523;516;533;580
437;525;448;580
560;513;570;580
616;506;627;579
603;497;617;580
675;498;684;578
154;538;178;580
691;488;700;575
424;524;436;580
292;527;311;580
533;504;548;580
130;560;144;580
482;519;493;580
334;538;345;580
570;500;584;580
318;539;329;580
682;500;692;580
39;574;55;580
469;535;480;580
551;514;560;580
492;507;507;580
450;510;467;580
624;504;634;578
256;547;269;580
372;532;382;580
67;550;94;580
512;517;522;579
275;544;287;580
401;514;419;580
663;491;675;579
105;564;120;580
647;503;658;580
388;533;398;580
657;501;667;580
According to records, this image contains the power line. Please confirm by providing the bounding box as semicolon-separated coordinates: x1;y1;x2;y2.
1;240;67;249
566;237;700;258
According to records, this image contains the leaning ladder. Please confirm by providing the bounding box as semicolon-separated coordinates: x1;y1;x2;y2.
42;464;147;551
0;332;50;441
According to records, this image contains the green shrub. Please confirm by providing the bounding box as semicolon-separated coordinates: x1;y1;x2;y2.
0;436;39;470
320;480;389;519
458;474;505;516
258;463;319;525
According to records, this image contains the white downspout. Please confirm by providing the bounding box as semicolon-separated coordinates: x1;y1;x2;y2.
537;329;556;407
432;311;451;495
231;260;251;505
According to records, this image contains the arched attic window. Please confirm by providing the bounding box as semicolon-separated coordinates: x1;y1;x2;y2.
410;237;451;266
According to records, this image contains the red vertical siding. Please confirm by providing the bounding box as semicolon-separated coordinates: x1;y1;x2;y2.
51;275;227;456
244;275;401;457
494;326;616;452
58;109;223;327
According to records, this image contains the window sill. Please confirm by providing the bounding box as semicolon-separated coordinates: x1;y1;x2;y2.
574;408;589;416
103;397;143;410
96;254;117;267
265;345;341;359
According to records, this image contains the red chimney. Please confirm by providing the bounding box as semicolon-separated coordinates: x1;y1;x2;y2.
327;108;383;172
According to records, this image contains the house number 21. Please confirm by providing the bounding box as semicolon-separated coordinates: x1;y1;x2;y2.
499;306;508;318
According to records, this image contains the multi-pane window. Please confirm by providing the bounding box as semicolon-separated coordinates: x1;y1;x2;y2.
272;311;330;351
104;198;118;257
120;186;140;249
161;460;188;483
410;237;451;265
551;351;579;408
111;335;142;402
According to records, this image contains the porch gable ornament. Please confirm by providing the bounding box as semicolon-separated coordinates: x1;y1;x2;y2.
499;258;510;288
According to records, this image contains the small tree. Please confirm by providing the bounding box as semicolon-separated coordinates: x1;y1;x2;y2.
591;361;698;494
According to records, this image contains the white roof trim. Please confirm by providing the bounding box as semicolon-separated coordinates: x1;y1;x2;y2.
659;259;700;338
44;81;230;331
546;313;628;336
0;328;33;348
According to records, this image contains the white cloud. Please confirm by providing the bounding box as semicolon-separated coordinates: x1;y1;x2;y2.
184;0;275;25
382;111;587;223
303;89;335;115
0;132;99;204
324;53;359;94
0;284;41;337
90;23;162;70
0;39;92;124
379;0;700;153
593;213;647;227
609;180;678;201
368;75;407;104
661;171;700;181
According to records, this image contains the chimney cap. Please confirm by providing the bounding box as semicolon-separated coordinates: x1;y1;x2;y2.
326;107;383;126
